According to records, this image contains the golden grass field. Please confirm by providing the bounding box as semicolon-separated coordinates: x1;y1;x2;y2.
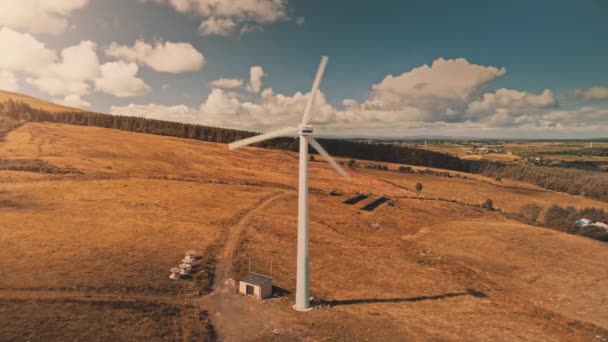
359;167;608;213
0;90;87;113
1;120;607;340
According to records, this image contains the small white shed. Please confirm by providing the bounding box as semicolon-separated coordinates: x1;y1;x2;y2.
239;273;272;299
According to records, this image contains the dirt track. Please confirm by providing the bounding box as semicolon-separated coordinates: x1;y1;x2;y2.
197;191;289;341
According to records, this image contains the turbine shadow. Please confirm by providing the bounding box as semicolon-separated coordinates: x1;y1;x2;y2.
322;288;486;307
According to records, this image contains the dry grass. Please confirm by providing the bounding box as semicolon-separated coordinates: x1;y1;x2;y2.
460;152;522;162
0;298;211;342
0;122;607;340
239;194;607;340
360;168;608;213
411;219;608;328
0;179;273;294
0;123;416;198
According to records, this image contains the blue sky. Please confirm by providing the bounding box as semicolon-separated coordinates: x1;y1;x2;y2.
1;0;607;138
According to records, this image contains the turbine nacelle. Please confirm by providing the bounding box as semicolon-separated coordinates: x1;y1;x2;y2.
298;124;313;136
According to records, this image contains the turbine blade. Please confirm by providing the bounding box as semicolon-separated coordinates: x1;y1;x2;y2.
228;126;297;150
301;56;329;125
309;137;350;178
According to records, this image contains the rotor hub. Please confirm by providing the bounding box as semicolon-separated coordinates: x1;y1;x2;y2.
298;124;314;136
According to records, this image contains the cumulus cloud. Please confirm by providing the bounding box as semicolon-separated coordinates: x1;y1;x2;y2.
538;106;608;128
26;40;100;97
110;103;199;123
210;78;244;89
91;57;608;136
199;17;237;36
0;71;19;91
0;29;99;97
467;88;557;126
105;40;205;73
143;0;288;36
0;28;151;104
111;86;337;130
55;94;91;108
0;0;89;35
95;61;151;98
247;66;266;93
0;27;57;74
360;58;506;121
573;86;608;101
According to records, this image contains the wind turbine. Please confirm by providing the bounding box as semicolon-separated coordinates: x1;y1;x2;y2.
228;56;350;311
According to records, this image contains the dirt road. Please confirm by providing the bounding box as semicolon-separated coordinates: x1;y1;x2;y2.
197;191;290;341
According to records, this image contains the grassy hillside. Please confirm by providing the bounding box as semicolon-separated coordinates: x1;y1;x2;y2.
2;93;608;203
0;90;86;113
0;122;606;340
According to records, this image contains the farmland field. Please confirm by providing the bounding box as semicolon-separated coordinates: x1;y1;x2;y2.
412;140;608;165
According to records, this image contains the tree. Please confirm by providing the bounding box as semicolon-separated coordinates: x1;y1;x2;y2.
415;182;423;194
545;205;579;232
482;198;494;210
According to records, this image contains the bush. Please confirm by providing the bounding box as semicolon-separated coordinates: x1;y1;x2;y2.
544;205;579;232
594;231;608;242
346;159;356;168
577;225;606;239
510;203;607;243
398;166;413;173
520;203;543;225
481;198;494;210
578;207;608;223
415;183;423;193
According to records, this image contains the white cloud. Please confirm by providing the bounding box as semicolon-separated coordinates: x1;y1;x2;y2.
247;66;266;93
55;94;91;109
295;16;305;26
95;61;151;98
105;40;205;73
143;0;288;36
0;0;89;35
467;88;557;126
210;78;244;89
111;103;200;123
111;86;337;130
0;71;19;91
0;27;57;74
199;17;237;36
0;28;150;103
109;57;608;137
573;86;608;101
239;24;262;35
26;40;100;97
361;58;506;121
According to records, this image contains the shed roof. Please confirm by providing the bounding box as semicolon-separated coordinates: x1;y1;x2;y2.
241;272;272;286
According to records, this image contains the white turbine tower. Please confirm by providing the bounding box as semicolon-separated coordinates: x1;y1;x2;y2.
228;56;349;311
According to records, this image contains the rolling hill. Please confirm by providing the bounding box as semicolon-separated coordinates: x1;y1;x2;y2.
0;94;607;340
0;90;87;113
